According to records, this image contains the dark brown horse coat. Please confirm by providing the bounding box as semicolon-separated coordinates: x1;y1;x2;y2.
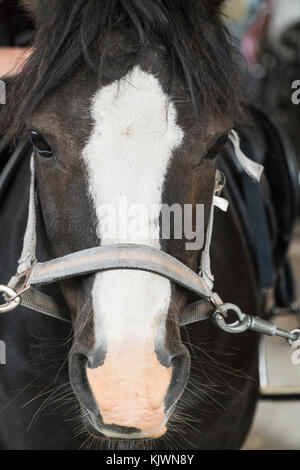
0;0;262;449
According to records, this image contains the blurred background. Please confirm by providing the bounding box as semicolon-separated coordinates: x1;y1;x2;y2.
225;0;300;450
225;0;300;165
0;0;300;450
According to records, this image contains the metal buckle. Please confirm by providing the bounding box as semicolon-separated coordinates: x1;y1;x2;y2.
0;285;21;313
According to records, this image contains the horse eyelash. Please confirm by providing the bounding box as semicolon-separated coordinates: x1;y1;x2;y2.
204;134;230;160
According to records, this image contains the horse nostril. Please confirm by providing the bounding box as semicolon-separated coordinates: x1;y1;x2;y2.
164;347;191;412
69;351;101;413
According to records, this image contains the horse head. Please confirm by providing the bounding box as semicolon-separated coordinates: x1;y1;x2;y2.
2;0;247;442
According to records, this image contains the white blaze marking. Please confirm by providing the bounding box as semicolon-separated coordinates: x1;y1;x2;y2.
83;66;184;345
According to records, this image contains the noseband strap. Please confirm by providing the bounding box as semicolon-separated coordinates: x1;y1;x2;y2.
27;244;212;296
8;242;219;324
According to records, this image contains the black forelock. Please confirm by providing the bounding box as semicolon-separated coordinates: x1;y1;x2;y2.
1;0;246;140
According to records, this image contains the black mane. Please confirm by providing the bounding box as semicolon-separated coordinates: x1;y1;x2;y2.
1;0;246;140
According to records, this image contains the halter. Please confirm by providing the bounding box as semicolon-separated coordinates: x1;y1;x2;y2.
1;131;299;346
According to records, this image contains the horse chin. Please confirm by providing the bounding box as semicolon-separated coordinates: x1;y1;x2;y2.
81;410;167;442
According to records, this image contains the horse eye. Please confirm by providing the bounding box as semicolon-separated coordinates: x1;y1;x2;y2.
29;131;53;157
204;133;229;160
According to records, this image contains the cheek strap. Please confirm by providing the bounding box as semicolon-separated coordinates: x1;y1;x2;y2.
18;155;37;274
199;130;264;289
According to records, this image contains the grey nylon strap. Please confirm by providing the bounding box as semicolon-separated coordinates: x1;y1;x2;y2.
179;300;213;326
21;288;70;322
8;134;264;326
15;292;213;327
18;154;37;274
8;276;70;322
28;244;212;298
15;288;212;327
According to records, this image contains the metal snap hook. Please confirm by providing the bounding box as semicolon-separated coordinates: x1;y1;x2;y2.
212;303;251;334
0;285;21;313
